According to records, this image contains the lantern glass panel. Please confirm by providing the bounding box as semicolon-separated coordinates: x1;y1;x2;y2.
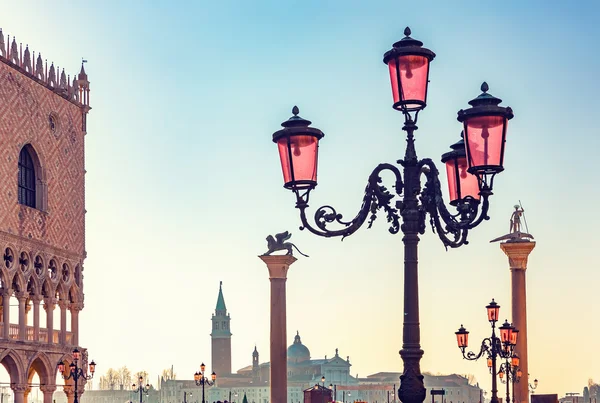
455;329;469;348
464;116;507;170
500;322;512;343
445;157;480;203
487;306;499;322
277;135;318;189
511;355;520;367
510;328;519;345
388;55;430;111
487;358;493;368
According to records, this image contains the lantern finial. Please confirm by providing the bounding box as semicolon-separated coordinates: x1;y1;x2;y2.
404;27;411;37
292;105;299;116
481;82;489;93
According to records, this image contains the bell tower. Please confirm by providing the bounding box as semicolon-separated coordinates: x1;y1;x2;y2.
211;281;231;375
252;346;260;383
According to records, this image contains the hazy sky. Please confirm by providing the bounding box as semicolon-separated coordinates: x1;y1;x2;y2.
2;0;600;398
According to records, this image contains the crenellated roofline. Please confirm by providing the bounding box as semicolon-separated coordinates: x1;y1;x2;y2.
0;28;90;110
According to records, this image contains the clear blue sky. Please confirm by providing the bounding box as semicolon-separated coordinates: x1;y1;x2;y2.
3;0;600;397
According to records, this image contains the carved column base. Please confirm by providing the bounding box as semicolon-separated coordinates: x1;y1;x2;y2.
398;349;425;403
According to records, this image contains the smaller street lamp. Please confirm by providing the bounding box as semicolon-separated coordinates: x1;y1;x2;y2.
57;348;96;403
455;300;519;403
132;376;151;403
498;352;522;403
529;378;539;394
193;363;216;403
321;376;326;388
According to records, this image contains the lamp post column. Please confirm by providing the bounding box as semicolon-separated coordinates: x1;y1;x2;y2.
259;254;297;403
500;241;535;403
399;121;426;403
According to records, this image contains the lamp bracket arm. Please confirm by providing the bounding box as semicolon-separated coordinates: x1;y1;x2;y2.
296;163;403;239
463;337;492;361
417;159;469;248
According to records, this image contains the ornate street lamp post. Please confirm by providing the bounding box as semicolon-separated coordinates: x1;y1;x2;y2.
455;300;519;403
499;353;523;403
529;378;539;394
57;348;96;403
271;27;514;403
193;363;216;403
132;376;151;403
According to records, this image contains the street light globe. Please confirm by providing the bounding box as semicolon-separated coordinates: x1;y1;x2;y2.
272;106;324;192
486;299;500;323
383;27;436;112
441;134;480;205
457;82;514;182
455;325;469;349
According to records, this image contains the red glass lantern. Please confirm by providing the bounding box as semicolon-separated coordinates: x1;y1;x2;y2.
72;348;81;361
383;27;436;112
486;299;500;323
457;82;514;184
487;358;493;368
498;369;504;379
57;361;65;374
69;362;76;374
273;106;325;191
211;372;217;381
201;363;206;373
511;354;520;368
455;325;469;348
194;372;200;382
441;133;481;205
499;320;513;343
510;327;519;346
89;360;96;374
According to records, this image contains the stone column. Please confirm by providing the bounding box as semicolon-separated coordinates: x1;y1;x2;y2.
40;385;56;403
500;240;535;403
59;301;68;344
70;305;81;346
44;298;56;344
2;291;10;339
32;296;41;342
258;255;297;403
16;292;27;341
11;384;28;403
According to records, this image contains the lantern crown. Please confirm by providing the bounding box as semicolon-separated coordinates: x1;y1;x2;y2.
383;27;436;64
441;136;466;162
457;82;514;123
272;106;324;143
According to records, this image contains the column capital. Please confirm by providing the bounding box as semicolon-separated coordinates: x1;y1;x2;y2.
40;385;57;393
57;300;70;309
14;292;27;301
31;295;43;304
500;240;536;270
1;289;13;298
70;303;84;312
258;255;297;279
11;384;28;393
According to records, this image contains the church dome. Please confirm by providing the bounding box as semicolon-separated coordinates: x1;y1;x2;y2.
287;331;310;363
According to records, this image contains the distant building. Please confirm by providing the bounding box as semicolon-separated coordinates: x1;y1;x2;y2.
80;283;484;403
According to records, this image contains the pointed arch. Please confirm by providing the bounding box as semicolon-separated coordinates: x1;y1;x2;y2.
17;144;47;211
41;279;53;299
26;351;53;386
26;273;40;297
68;285;80;304
11;270;26;294
0;348;25;384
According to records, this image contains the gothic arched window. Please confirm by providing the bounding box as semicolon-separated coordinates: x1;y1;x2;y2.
18;147;36;208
